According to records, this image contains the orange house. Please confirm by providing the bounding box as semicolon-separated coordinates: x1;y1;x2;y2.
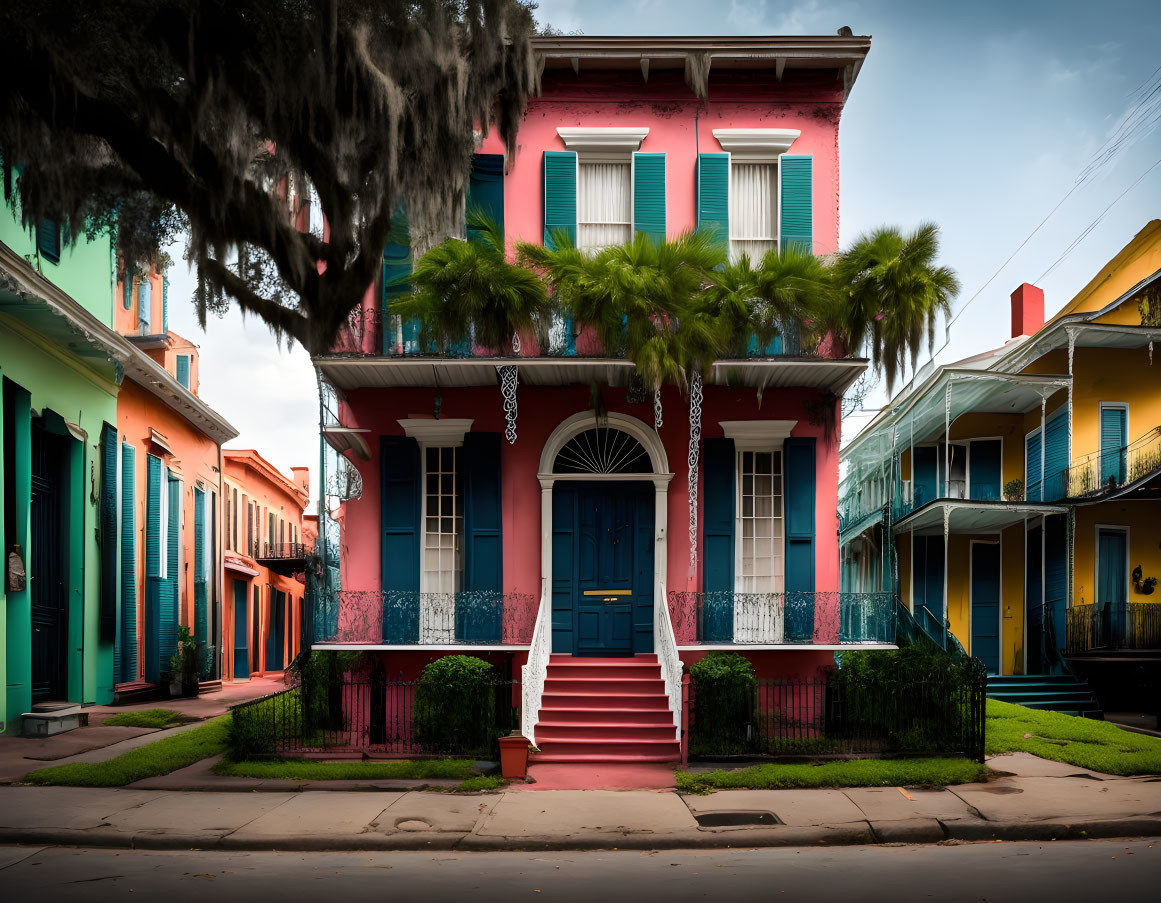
221;451;311;680
113;271;237;697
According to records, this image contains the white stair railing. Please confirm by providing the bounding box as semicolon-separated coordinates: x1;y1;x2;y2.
521;579;551;744
654;582;683;742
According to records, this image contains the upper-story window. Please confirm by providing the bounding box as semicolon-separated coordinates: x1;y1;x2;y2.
555;127;651;254
424;446;463;594
737;449;785;593
729;162;778;261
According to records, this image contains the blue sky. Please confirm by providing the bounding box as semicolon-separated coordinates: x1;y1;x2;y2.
169;0;1161;492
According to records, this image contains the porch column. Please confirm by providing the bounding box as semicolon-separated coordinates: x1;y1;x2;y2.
539;477;553;623
944;382;951;498
653;478;669;636
1040;394;1046;502
942;505;950;638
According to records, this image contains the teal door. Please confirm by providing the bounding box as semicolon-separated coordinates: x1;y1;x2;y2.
233;580;249;678
1100;407;1127;486
1026;524;1044;673
1097;528;1127;645
557;481;653;656
970;542;1001;674
267;591;285;671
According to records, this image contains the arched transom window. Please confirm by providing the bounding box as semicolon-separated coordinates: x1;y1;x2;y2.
553;427;652;475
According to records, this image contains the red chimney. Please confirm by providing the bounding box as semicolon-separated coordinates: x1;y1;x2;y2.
1011;283;1044;338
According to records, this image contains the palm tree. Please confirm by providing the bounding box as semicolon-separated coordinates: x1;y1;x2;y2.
828;223;960;391
518;229;727;392
392;210;550;354
704;245;838;356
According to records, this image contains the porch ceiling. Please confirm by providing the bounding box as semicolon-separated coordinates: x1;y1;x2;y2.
893;499;1067;536
313;355;869;396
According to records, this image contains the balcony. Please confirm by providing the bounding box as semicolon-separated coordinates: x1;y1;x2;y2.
313;590;537;648
254;541;309;577
1063;426;1161;500
667;591;898;647
1066;603;1161;653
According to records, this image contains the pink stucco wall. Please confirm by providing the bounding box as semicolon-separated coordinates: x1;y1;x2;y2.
478;70;844;256
337;383;840;608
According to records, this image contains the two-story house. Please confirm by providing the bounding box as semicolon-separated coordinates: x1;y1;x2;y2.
840;221;1161;714
310;34;890;763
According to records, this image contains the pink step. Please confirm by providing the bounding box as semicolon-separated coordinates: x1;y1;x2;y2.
542;677;664;695
546;662;662;679
535;722;677;741
540;692;671;709
530;752;679;764
550;654;658;663
537;706;675;725
534;739;680;760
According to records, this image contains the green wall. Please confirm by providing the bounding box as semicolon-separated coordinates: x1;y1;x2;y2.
0;317;118;734
0;200;116;328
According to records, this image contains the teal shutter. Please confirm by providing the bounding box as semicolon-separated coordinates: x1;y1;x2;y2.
461;432;503;642
1025;431;1043;502
542;151;577;248
702;438;735;642
1100;406;1126;484
784;438;816;641
551;485;576;653
162;276;169;333
99;424;118;645
175;355;190;389
969;439;1002;501
1042;409;1068;501
137;282;150;333
632;152;666;244
381;436;421;642
145;454;162;681
913;446;938;507
123;277;132;310
1044;514;1067;660
194;488;207;645
160;474;180;671
120;443;138;684
467;153;505;244
36;219;61;263
696;153;729;249
779;155;813;253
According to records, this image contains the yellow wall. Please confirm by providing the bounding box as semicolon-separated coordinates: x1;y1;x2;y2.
945;534;972;651
1048;220;1161;324
1001;524;1026;675
897;531;911;608
1068;346;1161;462
1072;501;1161;610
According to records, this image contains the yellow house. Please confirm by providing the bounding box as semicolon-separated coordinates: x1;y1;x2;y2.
841;222;1161;703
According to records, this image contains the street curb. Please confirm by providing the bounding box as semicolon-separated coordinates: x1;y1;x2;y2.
3;817;1160;852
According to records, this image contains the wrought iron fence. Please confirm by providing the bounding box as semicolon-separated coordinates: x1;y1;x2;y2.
667;591;896;646
313;589;537;646
1062;426;1161;500
1066;602;1161;653
229;671;521;758
687;664;986;761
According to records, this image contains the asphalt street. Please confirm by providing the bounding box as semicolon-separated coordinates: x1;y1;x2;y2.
1;839;1158;902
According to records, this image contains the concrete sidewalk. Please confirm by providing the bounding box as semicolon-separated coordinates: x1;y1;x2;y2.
0;677;286;784
2;753;1160;851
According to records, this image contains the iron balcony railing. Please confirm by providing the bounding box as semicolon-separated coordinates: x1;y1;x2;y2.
890;482;1005;521
838;497;888;534
257;542;308;561
1066;602;1161;653
313;589;537;646
1063;426;1161;500
667;591;897;646
332;308;816;361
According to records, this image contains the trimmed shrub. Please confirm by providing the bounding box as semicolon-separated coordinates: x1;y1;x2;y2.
689;652;757;755
414;655;497;756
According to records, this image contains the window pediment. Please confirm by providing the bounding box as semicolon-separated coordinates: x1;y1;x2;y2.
397;418;474;446
557;127;650;155
719;420;797;451
713;128;801;159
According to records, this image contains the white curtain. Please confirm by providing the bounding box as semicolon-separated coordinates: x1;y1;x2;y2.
730;162;777;262
578;161;631;251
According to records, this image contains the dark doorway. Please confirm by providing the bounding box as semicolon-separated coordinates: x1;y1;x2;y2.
29;419;70;703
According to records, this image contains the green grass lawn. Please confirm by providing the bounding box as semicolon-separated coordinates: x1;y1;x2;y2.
212;757;477;781
676;758;989;793
22;716;230;787
986;699;1161;776
102;708;189;729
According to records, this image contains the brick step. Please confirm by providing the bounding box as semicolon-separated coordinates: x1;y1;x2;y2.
540;692;671;710
542;677;665;695
534;722;677;741
537;706;675;724
530;752;680;764
545;662;662;679
549;654;658;664
535;738;681;759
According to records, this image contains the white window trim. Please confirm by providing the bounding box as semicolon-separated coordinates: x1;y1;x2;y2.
733;447;786;642
557;126;649;156
1098;402;1129;451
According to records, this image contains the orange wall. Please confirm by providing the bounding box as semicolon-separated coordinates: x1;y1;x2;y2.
116;378;223;681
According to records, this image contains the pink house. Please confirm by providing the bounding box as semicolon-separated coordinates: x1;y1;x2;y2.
312;34;883;762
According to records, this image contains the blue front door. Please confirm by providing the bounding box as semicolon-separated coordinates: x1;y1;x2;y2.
233;580;249;678
1026;524;1044;673
556;481;654;656
970;542;1001;674
1098;528;1127;644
